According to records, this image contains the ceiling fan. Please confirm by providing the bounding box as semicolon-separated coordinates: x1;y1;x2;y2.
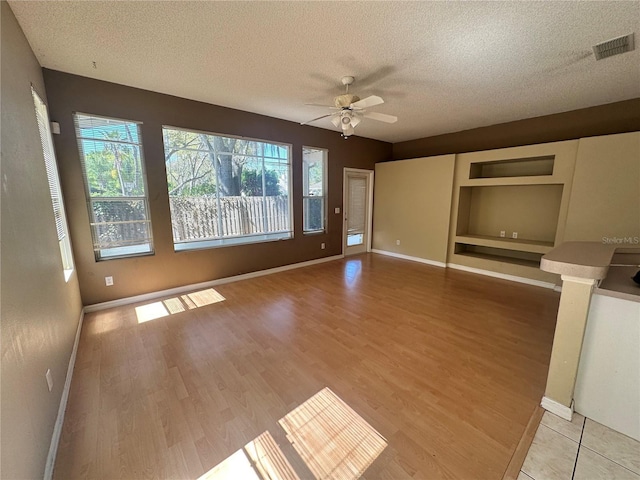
301;76;398;138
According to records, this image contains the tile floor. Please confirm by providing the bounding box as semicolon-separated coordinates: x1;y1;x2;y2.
519;412;640;480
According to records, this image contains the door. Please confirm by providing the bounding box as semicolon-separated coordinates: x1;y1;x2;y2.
343;169;373;255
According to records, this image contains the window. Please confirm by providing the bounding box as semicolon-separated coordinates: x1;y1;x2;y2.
302;147;327;233
162;127;292;250
32;88;74;281
74;113;153;260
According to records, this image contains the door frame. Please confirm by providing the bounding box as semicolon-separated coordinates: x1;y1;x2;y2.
342;168;374;256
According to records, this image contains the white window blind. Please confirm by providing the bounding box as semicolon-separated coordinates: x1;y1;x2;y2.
32;88;74;279
74;113;153;260
303;147;327;234
347;176;367;235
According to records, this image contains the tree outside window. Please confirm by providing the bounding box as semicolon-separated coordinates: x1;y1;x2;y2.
303;147;327;233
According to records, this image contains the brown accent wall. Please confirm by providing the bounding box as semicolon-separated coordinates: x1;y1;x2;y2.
1;3;83;479
392;99;640;160
43;69;391;305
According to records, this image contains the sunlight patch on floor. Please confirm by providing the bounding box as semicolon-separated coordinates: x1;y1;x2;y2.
197;387;386;479
198;448;261;480
135;301;170;323
183;288;226;308
135;288;226;323
198;431;298;480
279;387;387;479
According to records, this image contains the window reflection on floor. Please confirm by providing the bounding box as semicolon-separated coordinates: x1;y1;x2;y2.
134;288;226;323
344;259;362;287
198;387;387;480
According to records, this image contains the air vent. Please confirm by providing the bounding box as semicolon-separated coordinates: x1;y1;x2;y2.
593;33;635;60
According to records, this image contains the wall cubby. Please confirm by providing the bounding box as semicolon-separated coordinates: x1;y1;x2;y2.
448;140;579;283
456;184;564;244
469;155;555;179
454;243;544;268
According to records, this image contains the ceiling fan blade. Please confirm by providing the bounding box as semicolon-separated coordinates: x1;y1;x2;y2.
351;95;384;109
363;111;398;123
305;103;339;108
300;114;333;126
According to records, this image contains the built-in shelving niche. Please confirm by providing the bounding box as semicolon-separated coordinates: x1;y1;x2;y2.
454;244;544;268
469;155;555;179
455;183;563;267
448;140;578;282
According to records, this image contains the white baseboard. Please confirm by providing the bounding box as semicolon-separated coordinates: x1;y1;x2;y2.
541;396;574;421
371;249;446;268
44;307;85;480
447;263;556;289
85;254;344;312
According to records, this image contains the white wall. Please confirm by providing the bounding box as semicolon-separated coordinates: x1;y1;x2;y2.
574;293;640;441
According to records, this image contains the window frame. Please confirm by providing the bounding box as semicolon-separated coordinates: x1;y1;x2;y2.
162;125;294;251
33;87;75;281
302;146;328;234
74;112;154;261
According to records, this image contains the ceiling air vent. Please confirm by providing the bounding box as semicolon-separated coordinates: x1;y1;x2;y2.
592;33;635;60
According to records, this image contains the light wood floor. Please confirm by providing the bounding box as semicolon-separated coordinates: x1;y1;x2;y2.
54;254;560;479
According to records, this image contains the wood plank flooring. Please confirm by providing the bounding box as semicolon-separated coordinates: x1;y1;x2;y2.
54;254;560;479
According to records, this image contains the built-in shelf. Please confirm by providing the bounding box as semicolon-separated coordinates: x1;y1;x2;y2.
454;243;543;269
448;140;578;283
455;235;554;254
469;155;555;179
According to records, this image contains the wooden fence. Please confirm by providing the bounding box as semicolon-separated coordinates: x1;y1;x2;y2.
169;195;290;242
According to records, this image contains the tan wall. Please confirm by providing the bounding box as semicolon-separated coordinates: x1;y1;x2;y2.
564;132;640;242
43;70;392;305
0;3;83;478
392;98;640;160
544;278;596;407
467;185;563;243
372;155;455;263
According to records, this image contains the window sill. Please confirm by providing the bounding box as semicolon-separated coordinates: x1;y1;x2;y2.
63;268;74;283
97;244;154;261
175;231;292;252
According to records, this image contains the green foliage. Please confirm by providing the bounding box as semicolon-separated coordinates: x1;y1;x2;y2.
241;169;281;196
304;197;324;231
82;134;143;197
307;162;323;188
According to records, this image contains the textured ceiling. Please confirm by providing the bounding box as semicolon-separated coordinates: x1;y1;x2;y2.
9;1;640;143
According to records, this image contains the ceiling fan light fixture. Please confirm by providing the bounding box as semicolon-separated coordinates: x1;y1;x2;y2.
301;75;398;138
343;125;355;137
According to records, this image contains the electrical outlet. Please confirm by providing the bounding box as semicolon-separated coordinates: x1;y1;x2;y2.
105;276;114;286
334;207;340;214
321;243;325;250
512;232;518;239
45;369;53;392
396;239;401;246
500;230;506;238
